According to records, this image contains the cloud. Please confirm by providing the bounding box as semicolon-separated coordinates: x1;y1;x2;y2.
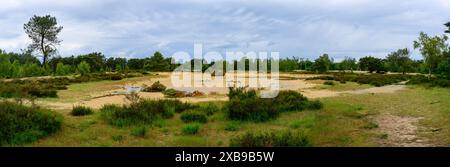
0;0;449;60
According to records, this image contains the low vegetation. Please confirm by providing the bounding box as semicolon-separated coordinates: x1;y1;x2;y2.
407;75;450;88
71;106;94;116
180;111;208;123
182;123;201;135
0;72;140;98
142;81;166;92
0;101;62;146
130;127;147;137
308;73;410;87
100;99;195;127
226;88;323;122
229;130;312;147
163;89;205;98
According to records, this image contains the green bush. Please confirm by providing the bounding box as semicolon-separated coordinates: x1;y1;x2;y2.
226;87;278;122
180;111;208;123
0;101;62;145
224;122;241;131
226;88;322;122
198;103;220;116
0;74;146;98
229;130;312;147
77;61;91;76
407;75;450;88
71;106;93;116
130;127;147;137
182;123;201;135
323;81;335;85
110;74;123;80
100;99;194;127
306;100;324;110
142;81;166;92
273;90;309;112
308;73;411;87
162;88;178;97
0;80;59;98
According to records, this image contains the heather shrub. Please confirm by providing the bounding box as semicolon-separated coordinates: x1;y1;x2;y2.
71;106;93;116
0;101;62;145
182;123;201;135
100;99;194;127
229;130;312;147
180;110;208;123
142;81;166;92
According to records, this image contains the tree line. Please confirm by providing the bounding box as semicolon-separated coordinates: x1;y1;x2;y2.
0;15;449;79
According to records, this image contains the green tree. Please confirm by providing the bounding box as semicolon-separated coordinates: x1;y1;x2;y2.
144;52;170;72
312;54;332;73
22;63;47;77
24;15;63;65
55;62;71;76
77;61;91;76
0;53;13;78
340;57;357;73
413;32;448;79
359;56;384;73
77;52;106;72
386;48;412;74
437;57;450;79
445;22;450;34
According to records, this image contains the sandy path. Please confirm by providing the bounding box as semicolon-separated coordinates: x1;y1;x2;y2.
374;114;431;147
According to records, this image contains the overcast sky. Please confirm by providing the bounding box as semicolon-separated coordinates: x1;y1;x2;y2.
0;0;449;61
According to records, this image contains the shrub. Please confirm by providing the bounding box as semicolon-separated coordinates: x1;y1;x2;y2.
224;122;241;131
162;88;182;98
308;73;411;87
306;100;324;110
110;74;123;80
273;90;309;112
29;89;58;98
226;88;322;122
55;62;72;76
77;61;91;76
227;95;278;122
100;99;194;127
226;87;278;122
142;81;166;92
229;130;312;147
0;101;62;145
0;80;59;98
198;103;220;116
407;75;450;88
180;111;208;123
323;81;335;85
182;123;201;135
130;127;147;137
71;106;93;116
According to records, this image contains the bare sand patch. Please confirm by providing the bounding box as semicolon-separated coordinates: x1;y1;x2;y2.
374;114;431;147
340;85;406;95
36;72;407;110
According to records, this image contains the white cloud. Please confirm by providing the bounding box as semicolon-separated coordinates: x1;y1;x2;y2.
0;0;449;60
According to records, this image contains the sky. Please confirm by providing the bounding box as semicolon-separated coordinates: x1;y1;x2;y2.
0;0;449;61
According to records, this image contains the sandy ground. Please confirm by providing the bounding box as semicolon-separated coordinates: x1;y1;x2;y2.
375;114;431;147
37;72;407;110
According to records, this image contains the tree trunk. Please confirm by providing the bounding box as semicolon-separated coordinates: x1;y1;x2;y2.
40;34;47;66
428;68;431;80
